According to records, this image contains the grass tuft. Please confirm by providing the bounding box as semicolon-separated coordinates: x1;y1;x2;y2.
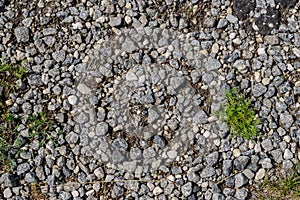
219;87;260;140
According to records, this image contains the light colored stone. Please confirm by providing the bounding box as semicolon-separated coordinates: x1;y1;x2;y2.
68;95;78;105
255;168;266;180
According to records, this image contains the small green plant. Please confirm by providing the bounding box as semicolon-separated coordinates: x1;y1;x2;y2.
219;87;260;140
0;58;26;95
0;59;27;171
27;112;55;147
255;168;300;200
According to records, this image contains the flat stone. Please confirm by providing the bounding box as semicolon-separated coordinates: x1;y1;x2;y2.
77;83;92;95
283;149;293;160
255;168;266;180
193;110;208;124
235;173;248;188
204;57;221;71
201;166;215;178
279;113;294;129
68;95;78;105
234;156;250;170
226;14;238;23
110;16;122;27
182;182;193;197
14;26;30;42
3;188;12;198
96;122;109;136
252;84;267;97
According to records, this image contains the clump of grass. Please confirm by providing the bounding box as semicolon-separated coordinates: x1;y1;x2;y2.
0;59;26;171
256;168;300;200
0;59;61;171
27;112;56;147
220;87;260;140
0;58;26;95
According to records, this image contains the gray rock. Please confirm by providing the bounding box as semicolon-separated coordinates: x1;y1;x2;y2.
235;188;248;200
65;132;79;144
171;166;182;175
96;122;109;136
206;152;219;166
130;148;142;160
252;84;267;97
204;58;221;71
193;110;208;124
112;138;128;151
223;160;232;176
43;27;57;36
153;135;167;148
43;36;56;47
94;167;105;179
25;172;37;183
28;74;43;87
122;38;137;53
226;14;238;23
17;163;31;175
201;166;215;178
261;139;273;152
73;112;88;124
14;26;30;42
77;83;92;95
59;191;72;199
182;182;193;197
279;113;294;129
234;156;250;170
170;76;186;90
235;173;248;188
110;16;122;27
217;19;228;29
148;108;161;124
153;186;163;196
204;18;216;28
275;101;287;113
283;149;293;160
52;50;66;62
270;149;283;163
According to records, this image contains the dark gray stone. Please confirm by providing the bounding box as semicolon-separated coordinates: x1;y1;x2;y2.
234;156;250;171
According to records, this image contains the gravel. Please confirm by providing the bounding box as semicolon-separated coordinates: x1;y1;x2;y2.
0;0;299;199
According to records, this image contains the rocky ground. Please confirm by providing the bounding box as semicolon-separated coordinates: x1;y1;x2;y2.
0;0;299;199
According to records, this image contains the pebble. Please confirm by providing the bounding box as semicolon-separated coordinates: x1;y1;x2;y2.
14;26;30;42
255;168;266;180
3;188;12;198
0;0;299;199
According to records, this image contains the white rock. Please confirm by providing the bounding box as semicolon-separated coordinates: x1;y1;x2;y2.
233;149;241;157
77;83;91;95
68;95;78;105
153;187;163;195
255;168;266;180
4;188;12;198
257;47;266;55
284;149;293;160
262;78;270;85
292;48;300;57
